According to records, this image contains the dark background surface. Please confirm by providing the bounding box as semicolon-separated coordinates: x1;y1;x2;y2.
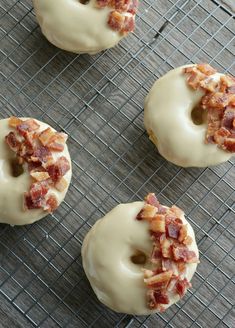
0;0;234;327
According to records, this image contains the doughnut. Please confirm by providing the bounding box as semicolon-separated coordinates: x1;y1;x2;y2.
82;193;199;315
33;0;138;54
144;64;235;167
0;117;72;225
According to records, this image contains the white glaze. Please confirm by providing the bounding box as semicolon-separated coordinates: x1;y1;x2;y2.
33;0;128;54
82;201;199;315
0;118;72;225
144;65;233;167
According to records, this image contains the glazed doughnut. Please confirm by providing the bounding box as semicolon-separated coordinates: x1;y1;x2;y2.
33;0;138;54
144;64;235;167
82;193;199;315
0;117;72;225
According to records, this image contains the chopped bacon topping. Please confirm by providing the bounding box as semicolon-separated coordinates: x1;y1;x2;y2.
184;63;235;153
96;0;138;34
5;117;70;214
137;193;199;311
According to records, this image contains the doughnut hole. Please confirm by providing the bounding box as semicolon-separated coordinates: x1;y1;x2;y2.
10;158;24;177
79;0;90;4
130;250;147;266
191;104;207;125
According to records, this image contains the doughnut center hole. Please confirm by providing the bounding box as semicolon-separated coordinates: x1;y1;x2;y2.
191;105;206;125
10;158;24;177
79;0;89;4
130;251;147;265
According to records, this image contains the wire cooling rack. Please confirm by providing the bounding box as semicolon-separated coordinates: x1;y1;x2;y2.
0;0;235;327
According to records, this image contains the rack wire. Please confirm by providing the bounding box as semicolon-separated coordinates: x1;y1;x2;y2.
0;0;234;327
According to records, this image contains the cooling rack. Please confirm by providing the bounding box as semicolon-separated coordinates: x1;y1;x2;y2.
0;0;234;327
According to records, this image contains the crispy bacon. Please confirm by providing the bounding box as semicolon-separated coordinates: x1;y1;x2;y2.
150;215;165;233
5;132;21;152
17;119;40;136
45;194;58;212
197;63;216;76
108;11;125;31
151;241;161;264
172;244;198;263
144;271;173;290
30;171;50;182
96;0;110;8
121;16;135;34
137;204;157;221
166;222;181;239
175;278;192;298
128;0;138;14
32;146;53;164
46;156;70;183
160;235;173;259
8;116;23;128
55;177;68;192
145;193;160;207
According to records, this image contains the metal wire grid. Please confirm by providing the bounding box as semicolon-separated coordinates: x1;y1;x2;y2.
0;0;234;327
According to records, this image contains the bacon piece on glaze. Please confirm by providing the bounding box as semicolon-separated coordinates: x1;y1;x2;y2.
148;290;169;307
24;181;49;210
144;271;173;290
17;119;40;136
46;156;70;183
222;137;235;152
160;235;173;259
145;193;160;207
136;204;157;221
8;116;23;128
222;106;235;130
24;193;42;210
55;177;68;192
115;0;130;11
45;194;58;212
96;0;110;8
121;16;135;34
175;278;192;298
31;146;53;164
202;92;230;110
197;63;217;76
206;108;223;143
39;128;67;152
150;215;166;233
166;221;181;239
30;171;50;182
5;132;21;152
172;244;198;263
108;11;125;31
151;241;161;265
162;259;178;276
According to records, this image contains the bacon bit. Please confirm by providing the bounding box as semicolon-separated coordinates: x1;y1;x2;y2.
151;241;161;264
166;222;181;239
137;204;157;221
45;194;58;212
143;269;154;279
144;271;173;290
47;133;67;151
55;177;68;192
150;215;165;233
5;132;21;152
183;236;193;246
47;156;70;183
31;146;53;164
121;16;135;34
30;171;50;182
162;259;178;275
178;225;188;243
8;116;23;128
184;64;235;153
160;235;173;259
197;63;217;76
17;119;40;136
202;92;230;110
108;11;125;31
172;245;198;263
24;193;42;210
145;193;160;207
175;278;192;298
177;261;186;273
39;128;55;146
96;0;110;8
154;291;169;305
